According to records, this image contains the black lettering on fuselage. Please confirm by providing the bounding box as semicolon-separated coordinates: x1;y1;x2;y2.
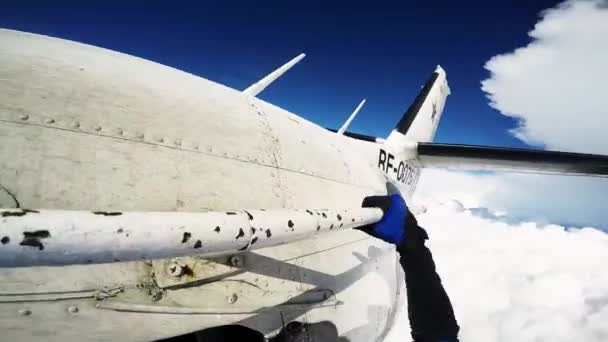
377;148;421;188
378;149;387;171
387;153;395;173
397;161;405;181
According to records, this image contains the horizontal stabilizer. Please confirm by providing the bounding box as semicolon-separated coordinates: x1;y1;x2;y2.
243;53;305;96
416;143;608;177
327;128;382;143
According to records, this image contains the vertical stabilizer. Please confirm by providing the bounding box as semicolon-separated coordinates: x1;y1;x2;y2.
386;66;450;145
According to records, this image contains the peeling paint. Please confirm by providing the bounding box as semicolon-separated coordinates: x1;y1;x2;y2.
337;214;342;221
226;212;237;215
1;209;39;217
116;228;124;234
193;240;202;249
235;228;245;239
181;232;191;243
288;220;294;228
92;211;122;216
20;230;50;250
305;210;313;215
1;236;9;244
214;226;221;233
265;229;272;238
251;237;259;245
1;212;24;217
244;211;254;220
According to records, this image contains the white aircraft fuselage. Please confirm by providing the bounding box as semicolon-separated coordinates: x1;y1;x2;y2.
0;29;422;341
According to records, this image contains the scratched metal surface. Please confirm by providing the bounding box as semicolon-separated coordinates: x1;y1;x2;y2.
0;29;400;341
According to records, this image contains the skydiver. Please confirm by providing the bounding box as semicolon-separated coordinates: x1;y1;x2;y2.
272;194;460;342
360;194;459;342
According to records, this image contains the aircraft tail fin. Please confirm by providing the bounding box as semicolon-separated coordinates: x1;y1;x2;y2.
385;66;450;147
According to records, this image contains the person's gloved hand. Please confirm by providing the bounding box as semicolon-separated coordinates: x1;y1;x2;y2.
359;194;428;248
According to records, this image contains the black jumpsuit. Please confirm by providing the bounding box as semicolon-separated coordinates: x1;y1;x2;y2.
398;214;460;342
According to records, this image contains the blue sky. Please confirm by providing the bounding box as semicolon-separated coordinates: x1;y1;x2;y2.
1;1;561;147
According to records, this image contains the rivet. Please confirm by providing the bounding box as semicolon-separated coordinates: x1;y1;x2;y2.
45;118;55;124
67;306;79;314
229;255;243;267
167;263;184;277
116;128;123;135
157;137;165;143
149;288;163;301
193;145;199;150
19;114;29;120
18;309;31;316
228;293;238;304
136;133;144;139
174;139;182;147
72;121;80;128
94;125;102;131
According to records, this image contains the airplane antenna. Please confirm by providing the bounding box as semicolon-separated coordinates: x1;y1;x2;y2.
337;99;366;135
243;53;306;96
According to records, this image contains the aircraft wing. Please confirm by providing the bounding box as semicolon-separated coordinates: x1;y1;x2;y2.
415;143;608;177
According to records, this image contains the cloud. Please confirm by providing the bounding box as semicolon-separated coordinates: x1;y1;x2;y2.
415;169;608;230
408;201;608;341
426;0;608;230
481;0;608;154
385;3;608;341
386;200;608;342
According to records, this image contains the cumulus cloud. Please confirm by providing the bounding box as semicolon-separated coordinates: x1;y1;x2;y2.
424;0;608;229
415;169;608;229
386;201;608;342
481;0;608;154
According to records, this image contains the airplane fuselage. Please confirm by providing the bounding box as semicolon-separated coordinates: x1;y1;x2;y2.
0;29;412;341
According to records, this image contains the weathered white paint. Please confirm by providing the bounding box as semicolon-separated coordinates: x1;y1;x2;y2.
0;29;408;341
0;207;381;267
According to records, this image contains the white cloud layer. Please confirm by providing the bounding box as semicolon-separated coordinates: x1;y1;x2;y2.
385;200;608;342
415;169;608;229
481;0;608;154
